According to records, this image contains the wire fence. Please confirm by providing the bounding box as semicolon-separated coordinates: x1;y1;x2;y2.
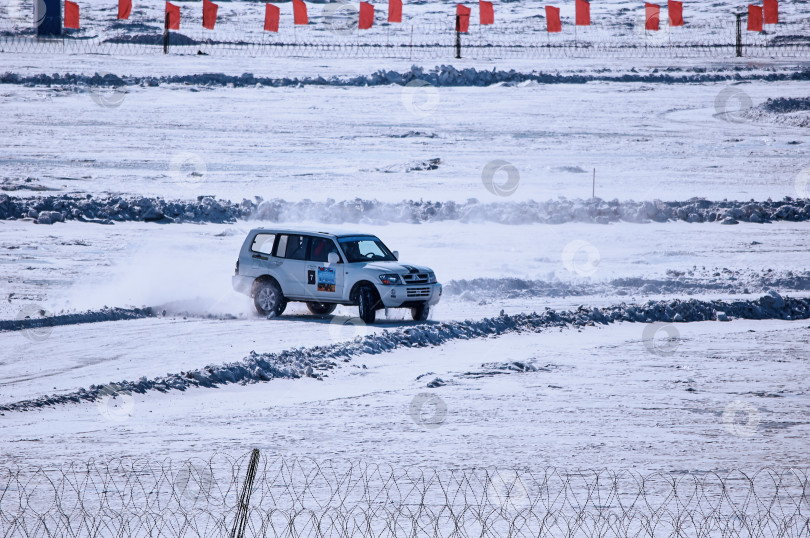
2;18;810;58
1;451;808;538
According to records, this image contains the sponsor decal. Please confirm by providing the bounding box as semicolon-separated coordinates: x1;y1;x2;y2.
317;266;336;292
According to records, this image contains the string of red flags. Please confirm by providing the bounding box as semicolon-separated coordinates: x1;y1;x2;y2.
545;5;561;32
203;0;218;29
56;1;781;35
388;0;402;23
64;0;80;28
575;0;590;26
264;3;280;32
479;1;494;25
293;0;308;25
359;1;374;29
456;3;471;32
118;0;131;20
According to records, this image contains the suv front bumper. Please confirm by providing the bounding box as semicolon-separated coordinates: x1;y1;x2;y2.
377;282;442;308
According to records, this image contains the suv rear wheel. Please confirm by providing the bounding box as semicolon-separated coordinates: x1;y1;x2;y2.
254;280;287;318
357;285;377;324
306;302;337;316
411;303;430;322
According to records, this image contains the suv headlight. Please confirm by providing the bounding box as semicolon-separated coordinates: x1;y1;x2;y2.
378;273;402;285
427;272;437;284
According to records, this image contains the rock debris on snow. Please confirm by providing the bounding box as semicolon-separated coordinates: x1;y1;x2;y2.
2;194;809;225
1;293;808;413
4;65;810;89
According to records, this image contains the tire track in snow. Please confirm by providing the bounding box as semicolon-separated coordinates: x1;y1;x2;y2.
1;293;808;413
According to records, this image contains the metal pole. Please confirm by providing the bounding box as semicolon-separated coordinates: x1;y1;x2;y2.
735;13;742;57
455;15;461;58
229;449;260;538
592;168;595;199
163;12;169;54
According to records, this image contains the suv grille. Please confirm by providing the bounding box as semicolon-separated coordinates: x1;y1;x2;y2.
407;287;431;298
402;273;429;285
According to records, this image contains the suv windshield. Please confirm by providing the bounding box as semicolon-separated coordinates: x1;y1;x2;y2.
338;236;396;263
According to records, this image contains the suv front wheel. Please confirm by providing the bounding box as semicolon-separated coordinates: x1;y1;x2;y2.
357;285;377;324
254;280;287;318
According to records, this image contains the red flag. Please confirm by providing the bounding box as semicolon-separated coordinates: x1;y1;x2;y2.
118;0;131;20
763;0;778;24
64;1;79;28
388;0;402;22
668;0;683;27
165;2;180;29
575;0;590;26
203;0;218;29
545;5;561;32
747;4;762;31
456;4;470;32
479;1;493;25
293;0;308;24
264;3;280;31
645;3;659;30
359;1;374;29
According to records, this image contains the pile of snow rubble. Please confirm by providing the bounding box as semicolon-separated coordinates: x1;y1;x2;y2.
445;269;810;299
2;194;809;225
744;96;810;128
3;65;810;89
1;292;807;412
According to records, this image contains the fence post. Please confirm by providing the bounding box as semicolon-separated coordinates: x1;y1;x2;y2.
163;12;170;54
229;449;260;538
735;13;742;57
455;15;461;58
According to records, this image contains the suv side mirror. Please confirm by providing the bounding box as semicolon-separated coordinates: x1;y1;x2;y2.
392;250;399;260
327;252;340;265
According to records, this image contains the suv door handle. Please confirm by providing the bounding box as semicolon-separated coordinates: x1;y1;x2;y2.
252;254;268;260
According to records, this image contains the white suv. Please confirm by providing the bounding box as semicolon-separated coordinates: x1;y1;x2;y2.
232;228;441;323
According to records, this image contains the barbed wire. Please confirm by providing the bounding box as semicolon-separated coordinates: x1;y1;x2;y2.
1;19;810;58
1;453;808;537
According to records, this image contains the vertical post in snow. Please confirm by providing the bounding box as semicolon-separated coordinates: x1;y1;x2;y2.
735;13;743;57
229;449;260;538
163;12;169;54
455;15;461;58
409;25;413;60
592;168;596;199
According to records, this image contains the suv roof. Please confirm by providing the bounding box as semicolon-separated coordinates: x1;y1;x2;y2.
248;227;377;238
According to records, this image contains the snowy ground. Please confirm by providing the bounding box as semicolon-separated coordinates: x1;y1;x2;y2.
2;318;808;472
3;75;810;202
1;0;809;507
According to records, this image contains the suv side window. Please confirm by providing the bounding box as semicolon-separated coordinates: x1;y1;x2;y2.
250;233;276;255
278;234;309;260
308;237;340;263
